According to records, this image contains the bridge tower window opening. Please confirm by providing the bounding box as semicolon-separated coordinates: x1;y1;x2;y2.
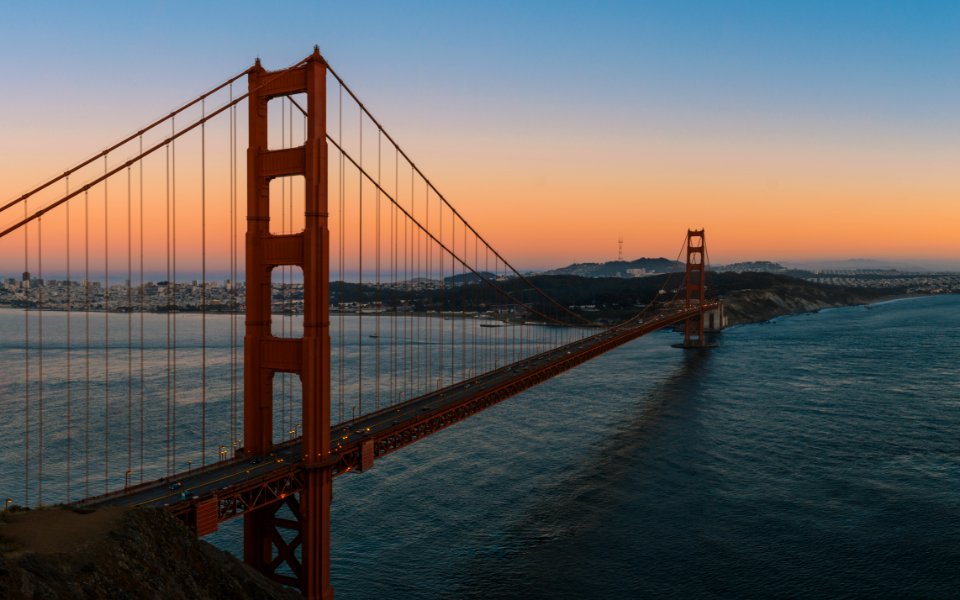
270;265;304;339
272;371;303;444
269;175;306;236
267;93;308;152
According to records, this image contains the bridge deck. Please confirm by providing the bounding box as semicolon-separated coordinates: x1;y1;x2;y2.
81;303;716;531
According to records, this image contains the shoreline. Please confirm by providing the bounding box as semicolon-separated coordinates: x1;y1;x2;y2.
2;291;955;325
720;290;955;327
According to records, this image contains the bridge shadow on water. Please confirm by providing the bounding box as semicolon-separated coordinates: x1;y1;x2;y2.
451;349;714;600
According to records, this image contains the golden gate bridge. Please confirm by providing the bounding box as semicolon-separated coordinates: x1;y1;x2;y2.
0;48;721;599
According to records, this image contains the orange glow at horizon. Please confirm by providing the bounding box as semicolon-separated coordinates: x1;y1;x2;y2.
2;88;959;276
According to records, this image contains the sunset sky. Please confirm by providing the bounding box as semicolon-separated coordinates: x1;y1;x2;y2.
2;1;959;271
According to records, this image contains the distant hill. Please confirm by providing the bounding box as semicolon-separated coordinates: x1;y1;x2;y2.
715;260;815;278
539;257;682;278
442;271;497;285
784;258;960;272
716;260;786;273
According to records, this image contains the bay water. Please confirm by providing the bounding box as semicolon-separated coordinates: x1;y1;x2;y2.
2;295;958;598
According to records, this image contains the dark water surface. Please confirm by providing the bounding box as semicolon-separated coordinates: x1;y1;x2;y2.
306;295;958;599
3;295;958;598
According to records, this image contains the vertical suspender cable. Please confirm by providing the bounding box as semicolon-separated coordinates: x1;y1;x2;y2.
484;247;489;372
471;232;476;377
235;92;241;450
472;229;477;376
421;182;426;391
492;252;496;367
435;190;439;386
419;181;424;394
66;178;72;501
283;102;289;434
229;88;235;451
448;206;457;385
138;137;145;483
358;110;363;418
410;172;416;395
404;171;410;401
201;99;207;465
462;218;467;377
425;185;430;390
509;262;514;364
408;191;413;398
229;86;238;452
448;209;453;384
418;176;423;395
127;166;133;485
413;174;419;396
290;100;296;435
37;214;43;504
104;156;110;493
165;143;171;475
456;213;461;380
281;99;287;438
287;103;292;435
439;192;444;387
338;84;345;425
408;172;413;398
288;99;293;435
171;118;177;472
517;270;522;360
505;261;510;367
392;147;398;404
24;199;30;505
375;129;381;410
84;190;90;498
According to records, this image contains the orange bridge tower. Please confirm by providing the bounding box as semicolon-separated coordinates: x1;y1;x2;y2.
244;48;334;600
683;229;708;348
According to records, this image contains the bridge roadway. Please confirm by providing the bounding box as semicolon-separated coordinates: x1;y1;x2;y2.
81;302;716;531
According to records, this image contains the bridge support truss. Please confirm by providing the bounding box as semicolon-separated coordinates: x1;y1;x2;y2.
244;48;334;599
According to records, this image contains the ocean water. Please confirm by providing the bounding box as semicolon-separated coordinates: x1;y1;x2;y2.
319;294;960;599
0;309;575;501
3;295;959;598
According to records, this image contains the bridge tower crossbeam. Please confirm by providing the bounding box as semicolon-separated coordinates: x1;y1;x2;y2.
244;47;333;600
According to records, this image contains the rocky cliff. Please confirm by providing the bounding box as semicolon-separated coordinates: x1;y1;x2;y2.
0;507;299;600
720;283;885;325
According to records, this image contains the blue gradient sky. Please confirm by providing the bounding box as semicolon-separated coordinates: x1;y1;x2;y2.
2;1;959;267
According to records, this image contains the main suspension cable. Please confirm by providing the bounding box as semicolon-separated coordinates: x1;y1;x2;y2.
0;67;253;217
